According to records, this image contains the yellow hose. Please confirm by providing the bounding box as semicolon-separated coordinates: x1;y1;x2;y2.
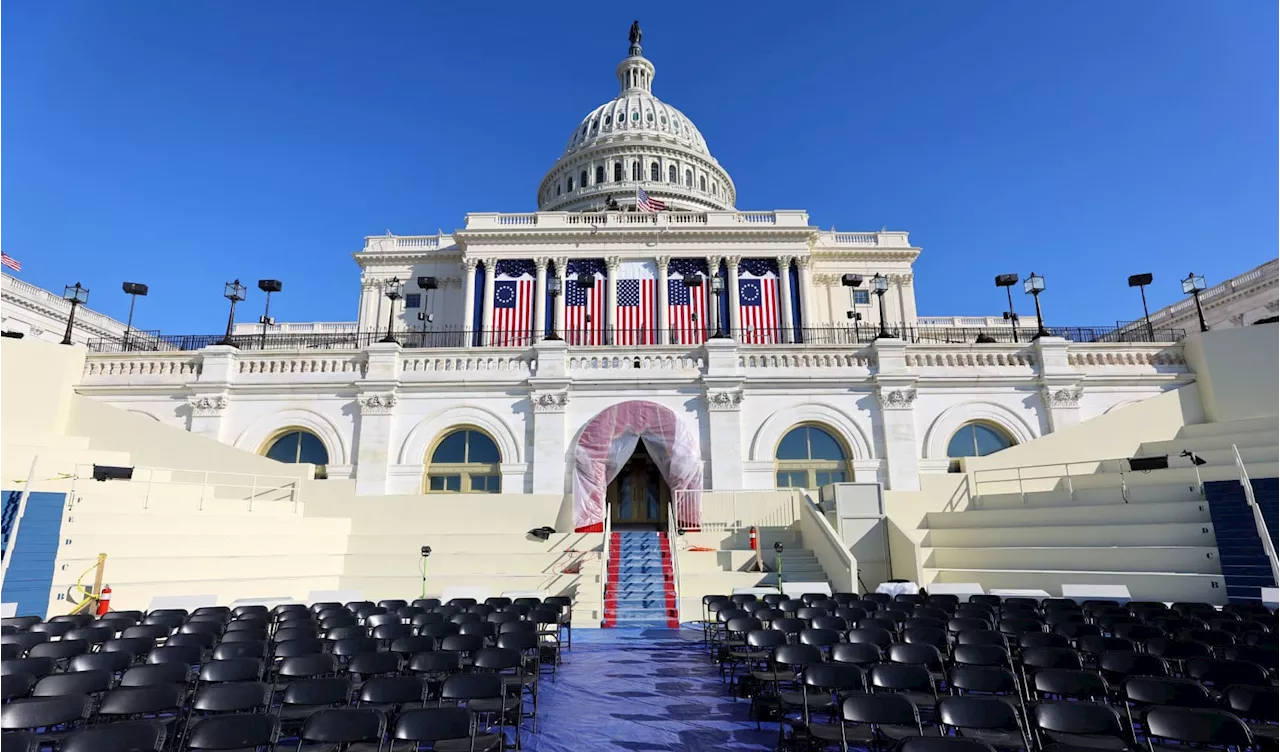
69;560;102;602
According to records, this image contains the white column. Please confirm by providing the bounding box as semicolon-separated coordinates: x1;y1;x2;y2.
529;340;570;494
354;342;401;496
656;256;670;344
1035;336;1083;432
726;255;742;335
186;344;237;441
704;338;745;488
872;338;920;491
605;256;620;345
481;259;496;347
777;255;795;343
553;258;568;340
461;259;477;348
534;258;548;341
797;256;816;339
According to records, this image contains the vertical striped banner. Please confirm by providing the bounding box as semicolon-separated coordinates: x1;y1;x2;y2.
737;258;780;344
615;260;656;345
566;259;606;346
667;258;709;345
492;260;536;347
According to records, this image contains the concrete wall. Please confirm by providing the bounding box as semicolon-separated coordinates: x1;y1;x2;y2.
1183;323;1279;423
1;339;85;450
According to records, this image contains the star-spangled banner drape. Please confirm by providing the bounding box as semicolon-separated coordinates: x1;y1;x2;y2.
667;258;710;345
615;260;656;345
492;260;536;347
566;259;606;346
737;258;780;344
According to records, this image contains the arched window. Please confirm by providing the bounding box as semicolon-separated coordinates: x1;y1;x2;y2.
595;165;604;184
668;165;677;183
946;423;1014;460
699;176;707;192
774;425;851;489
264;429;329;479
614;162;623;181
685;170;693;187
650;162;660;182
579;170;588;189
632;162;641;181
426;428;501;493
567;176;574;191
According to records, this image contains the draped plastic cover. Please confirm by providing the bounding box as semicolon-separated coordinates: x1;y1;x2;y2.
572;401;703;532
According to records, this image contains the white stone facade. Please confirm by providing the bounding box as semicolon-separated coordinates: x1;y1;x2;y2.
1;273;136;346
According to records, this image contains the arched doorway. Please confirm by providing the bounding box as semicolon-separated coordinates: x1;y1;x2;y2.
572;400;703;532
607;442;670;528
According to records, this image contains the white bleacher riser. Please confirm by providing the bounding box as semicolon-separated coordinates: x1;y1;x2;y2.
923;583;984;601
924;522;1216;549
927;546;1221;574
1060;584;1131;604
926;501;1211;530
928;569;1227;604
1138;431;1278;454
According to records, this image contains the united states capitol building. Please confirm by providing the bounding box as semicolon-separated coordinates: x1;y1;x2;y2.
4;27;1275;533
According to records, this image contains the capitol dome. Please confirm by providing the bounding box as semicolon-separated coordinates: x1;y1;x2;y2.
537;24;736;213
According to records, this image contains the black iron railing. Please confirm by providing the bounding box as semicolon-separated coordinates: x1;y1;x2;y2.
85;324;1186;353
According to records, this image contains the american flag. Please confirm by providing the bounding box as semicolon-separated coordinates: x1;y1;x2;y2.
615;261;656;345
1;253;21;272
566;260;605;346
636;187;665;213
737;258;781;344
667;258;709;345
492;278;534;347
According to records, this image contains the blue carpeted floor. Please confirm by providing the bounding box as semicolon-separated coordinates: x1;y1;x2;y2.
522;626;776;751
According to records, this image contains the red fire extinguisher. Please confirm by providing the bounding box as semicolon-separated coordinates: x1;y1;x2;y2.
749;526;758;551
96;586;112;616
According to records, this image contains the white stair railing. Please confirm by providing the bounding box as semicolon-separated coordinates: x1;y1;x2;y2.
598;501;612;626
666;505;681;622
1232;444;1278;585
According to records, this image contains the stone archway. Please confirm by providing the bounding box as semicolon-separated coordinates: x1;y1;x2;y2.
572;400;703;532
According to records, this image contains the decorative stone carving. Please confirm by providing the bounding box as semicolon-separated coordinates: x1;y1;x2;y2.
812;273;840;287
531;390;570;413
654;255;670;271
1265;300;1279;313
725;255;742;270
534;257;549;272
1042;387;1083;409
358;392;398;415
876;388;917;410
463;257;479;273
443;276;462;289
796;256;813;270
188;395;228;416
1228;313;1245;327
605;256;621;271
706;389;744;411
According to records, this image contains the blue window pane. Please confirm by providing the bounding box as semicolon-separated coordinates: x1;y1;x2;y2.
853;290;870;305
297;432;329;466
776;428;809;460
973;425;1011;456
405;294;421;309
806;427;846;461
266;433;300;463
432;431;467;463
429;476;446;491
947;426;978;458
444;475;461;492
465;431;500;464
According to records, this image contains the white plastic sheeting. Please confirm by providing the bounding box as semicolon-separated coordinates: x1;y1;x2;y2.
572;400;704;531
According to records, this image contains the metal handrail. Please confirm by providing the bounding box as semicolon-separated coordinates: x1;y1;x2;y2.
970;457;1138;504
667;503;681;622
1233;444;1279;585
70;464;305;512
598;501;612;626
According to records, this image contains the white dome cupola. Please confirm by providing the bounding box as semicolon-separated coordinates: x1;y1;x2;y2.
537;22;736;213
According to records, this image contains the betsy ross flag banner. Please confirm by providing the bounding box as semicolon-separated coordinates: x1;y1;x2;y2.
614;260;656;345
636;187;666;213
566;259;606;346
1;252;21;272
737;258;781;344
667;258;710;345
491;260;536;347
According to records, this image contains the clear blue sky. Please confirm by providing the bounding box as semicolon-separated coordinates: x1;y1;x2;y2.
4;2;1275;333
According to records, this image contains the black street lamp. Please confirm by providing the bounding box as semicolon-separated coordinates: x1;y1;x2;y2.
709;273;728;339
1024;272;1049;339
995;274;1020;343
1182;272;1208;332
1128;273;1155;341
121;282;148;351
842;274;864;344
61;282;89;345
545;276;562;340
380;277;404;343
218;280;246;347
871;273;893;339
257;279;282;349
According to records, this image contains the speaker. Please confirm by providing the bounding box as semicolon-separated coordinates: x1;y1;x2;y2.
92;465;135;482
1127;455;1169;472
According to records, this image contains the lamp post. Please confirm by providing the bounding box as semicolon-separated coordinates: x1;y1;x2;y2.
218;280;246;347
380;277;404;343
1181;272;1208;332
1127;273;1155;341
257;279;282;349
545;276;562;341
709;273;727;339
842;274;864;344
417;276;438;345
994;274;1020;343
60;282;89;345
871;273;892;339
121;282;148;351
1023;272;1049;339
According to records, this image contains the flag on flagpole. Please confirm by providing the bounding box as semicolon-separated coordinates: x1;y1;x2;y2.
1;252;21;272
737;258;781;344
491;260;536;347
614;260;656;345
636;187;666;213
565;259;606;346
667;258;709;345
